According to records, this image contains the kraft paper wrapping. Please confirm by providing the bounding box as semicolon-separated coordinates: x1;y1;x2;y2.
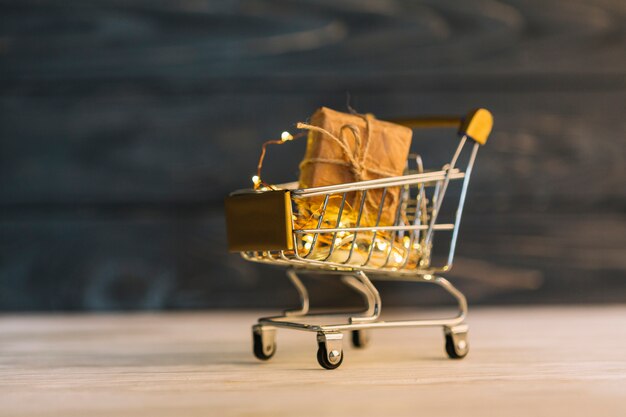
297;107;412;228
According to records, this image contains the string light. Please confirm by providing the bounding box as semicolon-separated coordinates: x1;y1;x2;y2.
254;130;304;190
281;131;293;142
302;234;313;251
375;240;388;251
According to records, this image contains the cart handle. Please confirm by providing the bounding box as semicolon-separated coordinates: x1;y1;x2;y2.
390;108;493;145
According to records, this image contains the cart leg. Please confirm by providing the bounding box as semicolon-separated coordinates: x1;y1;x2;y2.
283;268;309;317
444;324;469;359
341;272;381;323
252;324;276;361
351;329;370;348
430;276;469;359
344;271;381;324
341;275;372;349
316;332;344;370
431;275;468;322
343;271;380;349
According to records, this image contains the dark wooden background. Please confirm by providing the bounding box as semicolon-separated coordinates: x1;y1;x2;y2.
1;0;624;311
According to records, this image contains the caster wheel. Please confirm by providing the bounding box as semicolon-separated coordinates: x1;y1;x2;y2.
444;327;469;359
317;342;343;370
351;330;369;348
252;327;276;361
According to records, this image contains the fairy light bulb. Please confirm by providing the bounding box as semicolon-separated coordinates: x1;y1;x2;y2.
252;175;260;186
281;131;293;142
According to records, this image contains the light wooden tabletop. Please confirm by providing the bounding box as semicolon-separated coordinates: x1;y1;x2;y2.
1;306;625;417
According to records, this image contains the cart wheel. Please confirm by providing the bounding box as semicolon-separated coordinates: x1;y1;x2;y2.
317;342;343;370
351;330;369;348
444;326;469;359
252;325;276;361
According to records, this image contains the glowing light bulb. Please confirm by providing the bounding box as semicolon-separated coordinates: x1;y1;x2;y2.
252;175;260;186
281;131;293;142
376;241;388;251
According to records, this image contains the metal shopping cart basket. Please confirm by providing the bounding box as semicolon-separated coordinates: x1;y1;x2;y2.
225;108;493;369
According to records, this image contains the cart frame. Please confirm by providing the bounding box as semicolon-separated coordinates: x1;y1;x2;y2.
228;108;492;369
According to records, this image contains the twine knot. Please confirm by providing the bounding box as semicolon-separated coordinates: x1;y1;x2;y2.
297;113;396;181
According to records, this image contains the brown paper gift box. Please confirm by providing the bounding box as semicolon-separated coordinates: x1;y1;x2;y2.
298;107;412;227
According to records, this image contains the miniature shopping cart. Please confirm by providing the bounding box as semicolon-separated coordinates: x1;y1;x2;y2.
225;108;493;369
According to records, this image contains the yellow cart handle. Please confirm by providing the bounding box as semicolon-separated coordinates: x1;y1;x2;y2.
390;108;493;145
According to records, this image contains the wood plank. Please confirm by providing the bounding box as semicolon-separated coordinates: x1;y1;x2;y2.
0;0;624;310
1;211;624;310
0;307;625;416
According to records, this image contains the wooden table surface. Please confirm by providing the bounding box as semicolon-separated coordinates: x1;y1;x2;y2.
1;306;625;417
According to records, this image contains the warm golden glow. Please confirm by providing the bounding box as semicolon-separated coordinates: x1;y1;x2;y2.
376;240;388;251
281;131;293;142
